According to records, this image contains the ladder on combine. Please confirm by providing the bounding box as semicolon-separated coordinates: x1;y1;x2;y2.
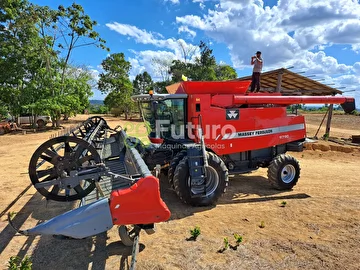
188;115;208;197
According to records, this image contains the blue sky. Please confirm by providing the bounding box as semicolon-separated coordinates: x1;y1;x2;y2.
31;0;360;107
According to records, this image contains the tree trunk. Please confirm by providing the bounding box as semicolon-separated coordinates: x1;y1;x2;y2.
56;117;61;127
138;103;143;119
54;112;61;127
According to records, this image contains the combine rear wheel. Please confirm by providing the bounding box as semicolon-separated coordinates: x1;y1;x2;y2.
173;152;228;206
168;150;187;188
267;154;300;190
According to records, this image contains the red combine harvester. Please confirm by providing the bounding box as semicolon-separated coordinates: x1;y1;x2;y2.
131;81;355;206
9;82;355;248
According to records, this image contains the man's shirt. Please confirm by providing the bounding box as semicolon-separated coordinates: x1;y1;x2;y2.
253;58;263;73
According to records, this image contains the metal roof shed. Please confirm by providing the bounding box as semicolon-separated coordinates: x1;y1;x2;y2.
234;68;342;96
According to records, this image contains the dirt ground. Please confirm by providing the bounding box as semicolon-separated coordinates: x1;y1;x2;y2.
0;113;359;270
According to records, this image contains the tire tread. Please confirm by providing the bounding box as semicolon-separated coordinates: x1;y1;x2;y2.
173;152;228;206
267;154;300;190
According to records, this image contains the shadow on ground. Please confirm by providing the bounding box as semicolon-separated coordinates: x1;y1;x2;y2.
158;172;311;221
0;187;145;270
0;168;309;269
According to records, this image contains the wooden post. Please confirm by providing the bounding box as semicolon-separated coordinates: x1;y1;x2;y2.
276;71;283;92
325;104;333;138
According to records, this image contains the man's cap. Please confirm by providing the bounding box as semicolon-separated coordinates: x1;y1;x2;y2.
256;51;261;54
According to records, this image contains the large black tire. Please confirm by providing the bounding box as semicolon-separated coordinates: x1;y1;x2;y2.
168;150;187;188
36;119;45;128
173;152;228;206
267;154;300;190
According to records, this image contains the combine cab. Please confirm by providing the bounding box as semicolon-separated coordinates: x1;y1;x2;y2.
132;81;356;206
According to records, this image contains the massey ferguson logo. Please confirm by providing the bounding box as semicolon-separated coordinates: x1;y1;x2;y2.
226;109;239;120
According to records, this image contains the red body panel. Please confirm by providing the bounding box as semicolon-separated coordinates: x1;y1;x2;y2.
212;95;353;107
109;176;171;225
175;81;251;95
232;95;353;105
188;94;307;155
149;137;164;144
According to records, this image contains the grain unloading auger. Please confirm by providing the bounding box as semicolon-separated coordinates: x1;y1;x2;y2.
9;116;170;245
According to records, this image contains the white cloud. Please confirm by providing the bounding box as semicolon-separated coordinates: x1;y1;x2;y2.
88;68;100;81
129;50;177;82
106;22;198;58
106;23;158;45
332;75;360;108
178;25;197;38
164;0;180;4
351;43;360;53
290;51;352;75
176;0;360;72
334;74;360;86
106;23;201;81
353;62;360;74
176;15;208;30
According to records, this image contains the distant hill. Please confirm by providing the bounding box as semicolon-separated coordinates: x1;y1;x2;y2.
89;100;104;105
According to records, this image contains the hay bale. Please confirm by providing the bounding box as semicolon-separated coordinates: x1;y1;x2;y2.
318;144;330;151
312;144;321;151
330;145;340;152
304;143;314;150
337;146;353;153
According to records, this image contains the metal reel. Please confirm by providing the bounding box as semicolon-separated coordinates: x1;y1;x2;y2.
29;136;102;201
87;116;105;125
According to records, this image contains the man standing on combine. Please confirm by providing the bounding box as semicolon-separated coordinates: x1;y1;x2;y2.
250;51;263;92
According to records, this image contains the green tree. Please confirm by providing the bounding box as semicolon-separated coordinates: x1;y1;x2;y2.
133;71;153;95
0;0;42;116
190;40;217;81
170;60;189;82
88;104;108;114
98;53;134;119
56;3;108;88
0;1;107;127
169;41;234;82
153;80;172;94
215;64;237;81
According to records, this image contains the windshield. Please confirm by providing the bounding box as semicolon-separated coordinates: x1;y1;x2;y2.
140;99;185;140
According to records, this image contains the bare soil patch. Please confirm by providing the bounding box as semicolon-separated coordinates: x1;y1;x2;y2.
303;113;360;138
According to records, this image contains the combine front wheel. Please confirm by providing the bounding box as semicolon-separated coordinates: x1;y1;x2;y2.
267;154;300;190
173;152;228;206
